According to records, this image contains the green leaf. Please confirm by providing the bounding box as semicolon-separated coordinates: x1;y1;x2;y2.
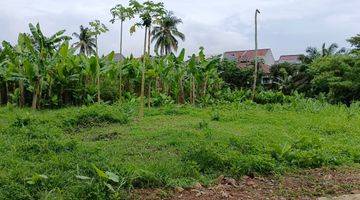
104;182;115;192
26;174;48;185
105;171;119;183
92;164;107;179
75;175;91;180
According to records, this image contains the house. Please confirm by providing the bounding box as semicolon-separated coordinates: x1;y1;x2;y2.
277;54;303;64
223;48;275;74
114;53;125;62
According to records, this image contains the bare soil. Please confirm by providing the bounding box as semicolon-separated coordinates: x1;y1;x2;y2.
131;167;360;200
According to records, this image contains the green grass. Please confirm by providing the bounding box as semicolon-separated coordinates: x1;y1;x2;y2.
0;100;360;199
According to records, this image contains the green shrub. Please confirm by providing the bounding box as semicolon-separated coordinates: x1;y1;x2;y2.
211;111;220;121
182;147;225;173
198;120;209;130
63;104;129;129
229;154;276;176
254;91;289;104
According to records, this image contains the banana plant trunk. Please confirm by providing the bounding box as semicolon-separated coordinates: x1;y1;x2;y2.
19;80;25;107
203;75;208;97
0;86;2;105
155;77;160;93
147;81;151;108
5;81;9;104
178;78;185;104
193;78;196;104
97;72;100;103
118;70;123;102
31;77;41;109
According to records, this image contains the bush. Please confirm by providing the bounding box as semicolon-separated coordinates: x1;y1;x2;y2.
182;147;226;173
253;90;289;104
63;104;129;129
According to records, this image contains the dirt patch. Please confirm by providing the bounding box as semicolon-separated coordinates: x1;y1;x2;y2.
90;131;122;141
131;167;360;200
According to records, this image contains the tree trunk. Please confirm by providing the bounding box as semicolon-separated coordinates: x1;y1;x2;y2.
0;86;2;105
95;35;99;56
147;26;151;55
139;27;148;118
147;81;151;108
155;77;160;93
19;80;25;107
192;76;196;105
178;78;185;104
5;81;9;104
120;20;124;56
31;77;40;110
97;73;101;103
119;70;123;102
60;87;64;107
203;76;208;97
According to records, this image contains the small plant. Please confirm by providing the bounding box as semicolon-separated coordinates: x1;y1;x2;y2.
211;111;220;121
26;174;48;185
198;120;209;129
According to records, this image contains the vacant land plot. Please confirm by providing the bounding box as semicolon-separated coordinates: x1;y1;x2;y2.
0;101;359;199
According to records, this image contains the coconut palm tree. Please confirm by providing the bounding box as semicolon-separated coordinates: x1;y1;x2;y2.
301;43;346;64
72;25;96;56
151;11;185;55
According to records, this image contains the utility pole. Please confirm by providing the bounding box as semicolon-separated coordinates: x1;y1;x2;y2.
252;9;260;101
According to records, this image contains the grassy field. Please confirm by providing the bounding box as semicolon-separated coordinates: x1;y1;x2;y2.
0;100;360;199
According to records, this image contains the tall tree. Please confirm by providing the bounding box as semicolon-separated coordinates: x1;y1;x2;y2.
151;11;185;55
89;20;109;56
110;4;135;56
89;20;108;102
347;34;360;53
301;43;346;64
129;0;165;118
72;25;96;56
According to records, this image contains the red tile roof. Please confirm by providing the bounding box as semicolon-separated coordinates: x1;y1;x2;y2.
224;49;271;62
224;49;272;74
278;55;302;63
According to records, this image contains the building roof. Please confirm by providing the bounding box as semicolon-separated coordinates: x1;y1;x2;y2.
224;49;272;62
114;53;125;62
278;54;302;63
224;49;273;74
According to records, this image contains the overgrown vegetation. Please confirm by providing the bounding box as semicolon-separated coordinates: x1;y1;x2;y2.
0;99;359;199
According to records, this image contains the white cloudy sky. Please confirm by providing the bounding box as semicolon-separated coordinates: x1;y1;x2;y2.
0;0;359;59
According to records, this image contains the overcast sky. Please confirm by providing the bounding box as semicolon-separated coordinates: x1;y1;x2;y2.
0;0;359;59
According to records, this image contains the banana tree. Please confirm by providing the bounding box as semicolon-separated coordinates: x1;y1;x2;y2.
186;54;198;104
168;49;186;104
0;41;16;105
28;23;71;109
116;61;130;101
52;43;81;106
